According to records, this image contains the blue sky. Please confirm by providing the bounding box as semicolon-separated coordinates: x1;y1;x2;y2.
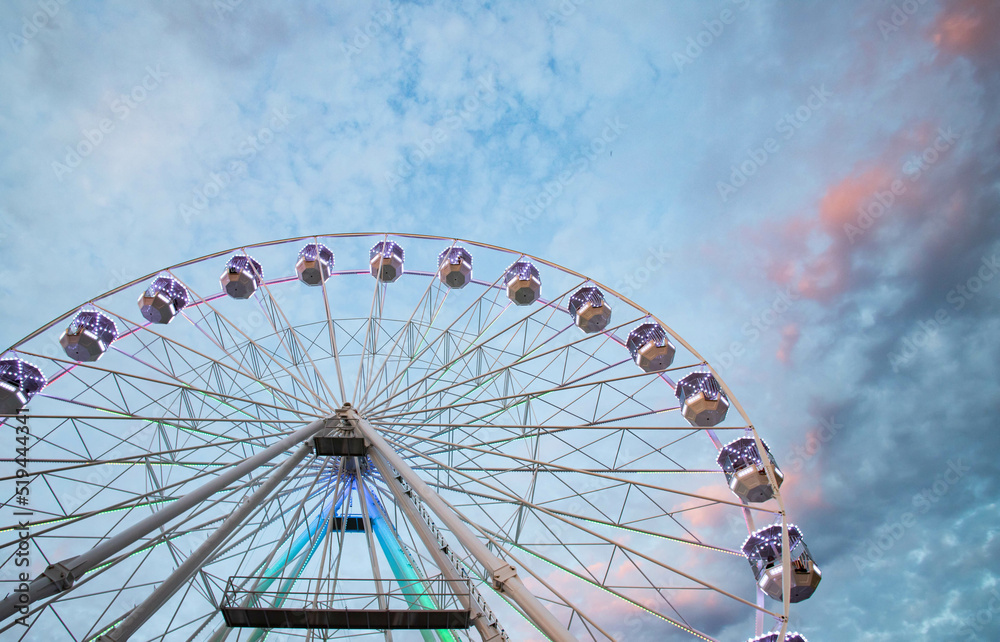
1;0;999;640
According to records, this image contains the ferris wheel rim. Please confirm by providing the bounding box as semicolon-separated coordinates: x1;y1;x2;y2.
4;231;753;424
0;232;803;641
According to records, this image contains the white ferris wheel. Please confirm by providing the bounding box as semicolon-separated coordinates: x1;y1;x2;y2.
0;233;820;641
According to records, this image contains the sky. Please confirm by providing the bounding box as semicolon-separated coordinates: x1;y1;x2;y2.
1;0;999;640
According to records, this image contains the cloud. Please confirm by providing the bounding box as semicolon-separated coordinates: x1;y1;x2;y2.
2;2;1000;640
775;322;800;363
929;0;1000;62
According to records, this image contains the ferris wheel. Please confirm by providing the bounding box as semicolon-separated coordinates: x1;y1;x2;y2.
0;233;820;641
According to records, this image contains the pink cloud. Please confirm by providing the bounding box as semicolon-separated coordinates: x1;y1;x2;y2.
817;166;892;232
776;323;801;364
750;119;953;303
781;466;827;512
929;0;1000;60
672;484;744;529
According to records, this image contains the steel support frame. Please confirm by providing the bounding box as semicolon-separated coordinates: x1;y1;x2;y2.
97;439;320;640
348;408;576;642
369;449;504;642
0;417;331;625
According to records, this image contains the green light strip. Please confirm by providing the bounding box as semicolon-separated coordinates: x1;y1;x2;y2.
86;530;187;574
420;338;549;430
99;461;227;467
84;532;192;641
507;541;714;642
94;376;297;449
0;478;267;534
94;403;265;447
403;307;520;419
88;615;126;642
0;497;178;534
190;388;280;448
573;515;742;556
453;556;537;641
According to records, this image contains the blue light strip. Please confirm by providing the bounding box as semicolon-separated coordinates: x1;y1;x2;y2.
365;483;456;642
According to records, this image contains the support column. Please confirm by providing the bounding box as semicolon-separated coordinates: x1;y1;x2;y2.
0;417;331;624
371;452;504;642
97;439;319;640
349;409;575;642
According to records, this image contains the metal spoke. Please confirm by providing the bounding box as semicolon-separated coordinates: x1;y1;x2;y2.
317;241;349;403
173;275;332;415
91;301;327;419
254;271;342;408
